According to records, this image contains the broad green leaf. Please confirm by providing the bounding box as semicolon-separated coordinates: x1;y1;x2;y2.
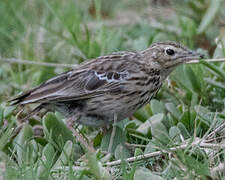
134;167;164;180
86;152;112;180
149;114;169;145
171;65;192;92
37;143;56;178
184;66;201;94
16;124;33;165
43;112;73;149
125;120;139;130
136;119;151;135
169;126;181;143
134;108;149;122
177;122;190;139
165;103;181;120
198;0;223;34
52;140;73;169
150;99;165;114
114;144;131;160
166;113;175;128
145;103;152;116
162;161;177;179
101;126;126;153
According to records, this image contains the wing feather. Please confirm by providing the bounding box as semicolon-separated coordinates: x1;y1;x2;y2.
10;52;142;105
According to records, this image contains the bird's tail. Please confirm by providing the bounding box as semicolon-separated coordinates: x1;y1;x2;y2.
9;90;33;106
10;104;44;139
19;104;44;122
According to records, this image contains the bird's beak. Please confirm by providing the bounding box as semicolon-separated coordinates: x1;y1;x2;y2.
184;50;205;62
165;50;204;69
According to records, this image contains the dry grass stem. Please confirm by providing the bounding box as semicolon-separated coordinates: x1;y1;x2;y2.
1;57;225;69
211;163;225;178
0;57;77;68
104;139;225;166
206;122;225;140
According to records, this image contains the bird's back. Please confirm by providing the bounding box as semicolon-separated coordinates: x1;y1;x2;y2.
10;51;161;126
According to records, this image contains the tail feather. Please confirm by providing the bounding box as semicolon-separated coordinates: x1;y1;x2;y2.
9;71;70;105
9;91;32;105
19;104;44;121
10;104;44;138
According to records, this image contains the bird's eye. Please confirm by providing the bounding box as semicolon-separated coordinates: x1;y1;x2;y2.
166;49;175;56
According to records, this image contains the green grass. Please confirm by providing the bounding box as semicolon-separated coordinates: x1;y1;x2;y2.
0;0;225;179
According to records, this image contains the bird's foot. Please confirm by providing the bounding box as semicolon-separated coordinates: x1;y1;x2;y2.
107;114;118;154
67;116;95;153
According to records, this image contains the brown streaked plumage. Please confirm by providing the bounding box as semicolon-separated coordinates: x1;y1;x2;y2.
10;41;204;127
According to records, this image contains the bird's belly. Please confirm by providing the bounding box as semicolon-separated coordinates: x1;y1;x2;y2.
83;96;134;125
54;82;161;127
80;92;152;126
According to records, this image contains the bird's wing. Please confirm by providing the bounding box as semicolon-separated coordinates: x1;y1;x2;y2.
10;52;142;105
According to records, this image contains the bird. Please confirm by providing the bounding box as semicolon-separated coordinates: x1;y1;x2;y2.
10;41;204;129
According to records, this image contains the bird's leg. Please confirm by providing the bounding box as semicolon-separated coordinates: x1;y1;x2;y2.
67;115;94;153
108;113;117;154
99;124;111;134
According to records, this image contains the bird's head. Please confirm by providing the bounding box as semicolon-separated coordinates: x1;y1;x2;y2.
142;41;204;76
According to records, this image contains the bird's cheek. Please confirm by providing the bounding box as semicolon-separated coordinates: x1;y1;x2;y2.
156;55;168;65
152;51;159;59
